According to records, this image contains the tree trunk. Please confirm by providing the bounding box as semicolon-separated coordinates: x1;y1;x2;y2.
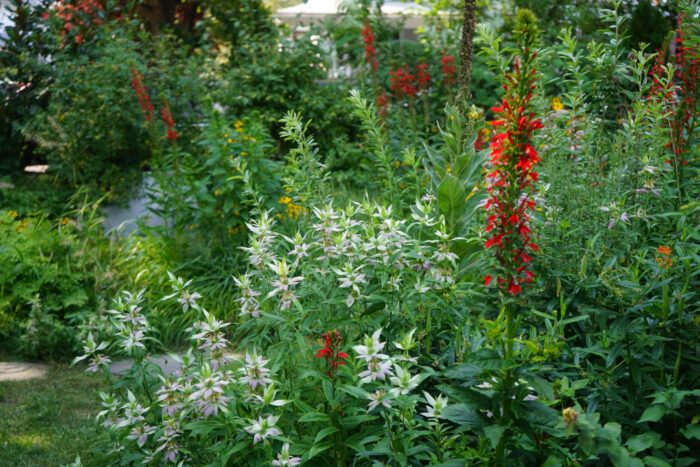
457;0;477;108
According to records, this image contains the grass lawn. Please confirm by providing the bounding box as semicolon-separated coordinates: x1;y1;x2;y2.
0;365;105;466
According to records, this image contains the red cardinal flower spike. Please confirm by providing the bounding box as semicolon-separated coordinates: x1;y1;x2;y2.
315;330;348;380
483;22;542;296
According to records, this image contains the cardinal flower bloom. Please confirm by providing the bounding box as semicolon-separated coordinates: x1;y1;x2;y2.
315;330;348;378
483;34;542;296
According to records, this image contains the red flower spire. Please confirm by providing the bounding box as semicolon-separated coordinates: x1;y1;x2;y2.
483;28;542;296
389;67;417;99
440;53;456;86
160;100;178;140
362;22;378;72
315;330;348;379
131;68;154;122
416;63;431;91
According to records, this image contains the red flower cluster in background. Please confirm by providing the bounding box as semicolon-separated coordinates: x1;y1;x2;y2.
42;0;104;45
376;91;389;119
362;22;378;72
484;55;543;296
315;330;348;378
441;53;456;86
160;100;178;140
389;67;417;98
649;15;698;167
416;63;431;92
130;68;154;121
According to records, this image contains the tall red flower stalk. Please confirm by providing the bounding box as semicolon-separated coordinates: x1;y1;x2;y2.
376;91;390;120
440;53;456;86
416;63;431;92
362;21;378;72
483;22;542;297
648;13;698;206
160;100;178;140
131;68;154;121
315;330;348;381
389;67;417;99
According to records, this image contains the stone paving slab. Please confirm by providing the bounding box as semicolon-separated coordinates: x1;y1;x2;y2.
110;354;184;377
0;362;49;382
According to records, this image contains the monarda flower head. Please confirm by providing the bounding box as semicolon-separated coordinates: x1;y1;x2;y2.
483;10;542;296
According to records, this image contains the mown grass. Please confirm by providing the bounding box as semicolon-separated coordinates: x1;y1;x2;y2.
0;365;105;466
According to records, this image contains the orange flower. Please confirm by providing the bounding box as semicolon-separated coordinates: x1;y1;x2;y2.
657;246;671;256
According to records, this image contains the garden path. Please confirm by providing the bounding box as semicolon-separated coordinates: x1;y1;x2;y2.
0;361;48;381
110;354;184;377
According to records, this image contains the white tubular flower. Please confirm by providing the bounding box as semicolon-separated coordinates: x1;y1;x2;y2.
353;329;388;362
244;415;281;444
367;389;392;411
239;350;272;390
359;357;394;383
267;258;303;297
389;366;421;396
272;443;301;466
421;392;448;419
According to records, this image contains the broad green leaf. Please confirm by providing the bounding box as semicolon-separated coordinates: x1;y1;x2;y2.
483;424;506;449
437;174;466;214
314;426;339;444
625;432;658;454
639;405;666;423
299;412;331;423
443;403;485;430
680;424;700;440
444;363;481;380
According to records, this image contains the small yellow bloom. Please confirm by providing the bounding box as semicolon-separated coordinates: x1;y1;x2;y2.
61;217;70;225
227;138;233;143
241;152;248;156
214;189;221;196
562;407;578;424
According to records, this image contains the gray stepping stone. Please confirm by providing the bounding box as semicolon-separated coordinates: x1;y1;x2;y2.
0;362;49;381
110;354;183;377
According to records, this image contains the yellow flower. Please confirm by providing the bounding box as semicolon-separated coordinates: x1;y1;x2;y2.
241;152;248;156
227;138;233;143
61;217;70;225
214;189;221;196
8;210;18;218
279;196;291;205
562;407;578;424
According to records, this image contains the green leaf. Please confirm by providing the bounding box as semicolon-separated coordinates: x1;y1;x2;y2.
680;424;700;440
483;424;506;449
444;363;481;380
314;426;339;444
642;456;672;467
437;174;466;214
443;404;485;430
299;412;331;423
625;432;658;454
468;348;503;370
639;405;666;423
306;442;332;460
524;375;555;401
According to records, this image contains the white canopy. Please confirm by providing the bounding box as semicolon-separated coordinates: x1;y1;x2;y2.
275;0;432;29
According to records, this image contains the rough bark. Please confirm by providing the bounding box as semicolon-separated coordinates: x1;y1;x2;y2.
457;0;477;107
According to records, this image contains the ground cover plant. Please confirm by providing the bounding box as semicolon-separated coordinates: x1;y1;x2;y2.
0;0;698;465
